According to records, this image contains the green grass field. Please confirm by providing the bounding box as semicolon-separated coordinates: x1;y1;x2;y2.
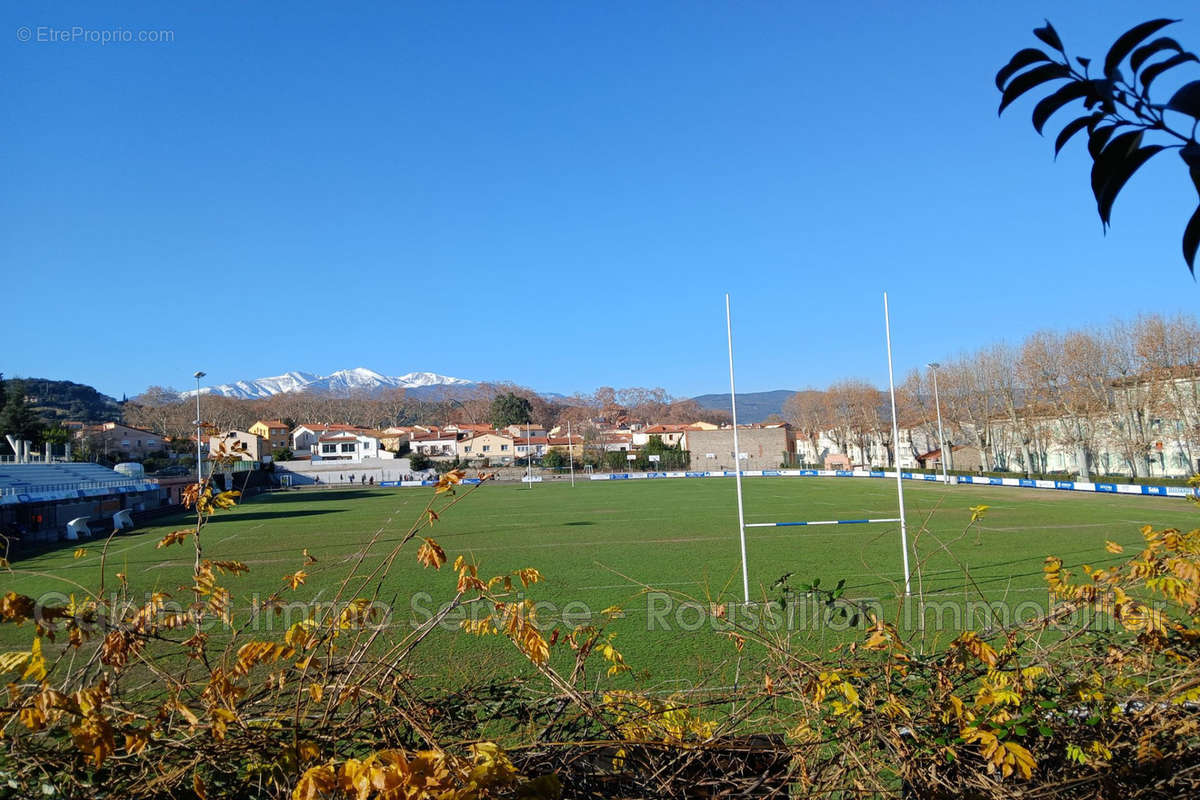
5;477;1196;690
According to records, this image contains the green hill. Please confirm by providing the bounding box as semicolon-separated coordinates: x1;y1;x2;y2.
7;377;122;425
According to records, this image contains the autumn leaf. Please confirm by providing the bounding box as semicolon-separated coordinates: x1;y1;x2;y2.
969;504;991;523
22;637;47;681
73;548;87;559
417;538;447;570
1106;540;1125;554
435;468;467;494
284;571;307;590
157;529;194;549
303;548;317;565
515;567;542;588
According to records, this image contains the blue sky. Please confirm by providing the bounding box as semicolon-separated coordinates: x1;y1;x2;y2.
5;1;1199;400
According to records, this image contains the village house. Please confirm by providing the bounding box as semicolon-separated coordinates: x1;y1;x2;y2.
409;430;461;459
74;422;166;461
514;435;550;461
249;420;290;452
310;431;392;463
458;431;515;463
208;430;268;462
291;424;367;456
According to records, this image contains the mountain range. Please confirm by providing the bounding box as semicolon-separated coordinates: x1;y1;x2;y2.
183;368;475;399
185;367;795;421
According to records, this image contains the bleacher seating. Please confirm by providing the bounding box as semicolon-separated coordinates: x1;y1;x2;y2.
0;463;137;494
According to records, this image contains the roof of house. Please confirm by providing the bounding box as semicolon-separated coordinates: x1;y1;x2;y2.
295;423;365;434
461;431;514;442
916;445;964;460
410;431;460;442
514;436;550;446
254;420;288;428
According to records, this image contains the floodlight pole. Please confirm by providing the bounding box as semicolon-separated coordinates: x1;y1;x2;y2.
883;293;912;596
928;362;950;485
726;294;750;605
193;371;206;490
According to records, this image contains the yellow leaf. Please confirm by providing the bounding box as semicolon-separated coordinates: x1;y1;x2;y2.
969;504;990;523
1105;540;1125;555
293;765;336;800
417;538;446;569
157;529;194;549
515;567;542;588
22;638;46;681
284;571;307;590
73;548;87;559
0;650;31;674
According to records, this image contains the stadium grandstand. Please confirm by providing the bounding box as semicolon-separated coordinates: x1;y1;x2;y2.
0;461;162;555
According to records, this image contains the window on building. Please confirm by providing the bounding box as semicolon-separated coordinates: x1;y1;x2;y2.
322;444;336;454
501;445;509;451
341;443;356;453
482;445;490;452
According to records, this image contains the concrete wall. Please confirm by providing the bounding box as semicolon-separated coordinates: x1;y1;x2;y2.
274;457;429;486
683;428;794;472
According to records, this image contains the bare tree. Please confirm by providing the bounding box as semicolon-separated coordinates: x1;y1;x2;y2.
783;389;829;467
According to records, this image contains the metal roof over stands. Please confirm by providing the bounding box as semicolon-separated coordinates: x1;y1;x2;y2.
0;463;158;504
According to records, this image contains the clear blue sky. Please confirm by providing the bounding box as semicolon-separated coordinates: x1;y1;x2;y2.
5;1;1198;400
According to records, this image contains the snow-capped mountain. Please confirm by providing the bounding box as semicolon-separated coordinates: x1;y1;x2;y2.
184;368;475;399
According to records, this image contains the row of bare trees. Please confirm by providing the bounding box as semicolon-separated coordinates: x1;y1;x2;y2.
784;314;1200;479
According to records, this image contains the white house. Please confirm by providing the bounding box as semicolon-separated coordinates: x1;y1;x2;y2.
513;436;549;460
311;431;393;463
409;431;461;458
291;424;366;456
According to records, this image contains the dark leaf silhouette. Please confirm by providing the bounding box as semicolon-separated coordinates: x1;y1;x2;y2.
1130;36;1184;74
999;63;1071;115
1033;82;1091;134
1141;53;1200;92
1090;129;1143;209
996;48;1052;90
1034;20;1065;53
1104;19;1178;77
1183;204;1200;275
1097;145;1165;227
1166;80;1200;118
1054;113;1099;158
1087;123;1120;159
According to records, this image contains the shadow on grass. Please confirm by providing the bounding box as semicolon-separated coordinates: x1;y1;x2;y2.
207;510;341;523
563;521;596;526
266;490;390;503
